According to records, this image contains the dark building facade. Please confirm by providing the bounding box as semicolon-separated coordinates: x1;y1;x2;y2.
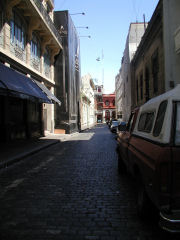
54;11;81;134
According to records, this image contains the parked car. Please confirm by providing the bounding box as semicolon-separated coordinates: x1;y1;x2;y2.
116;84;180;232
116;121;126;133
110;120;119;133
108;119;117;128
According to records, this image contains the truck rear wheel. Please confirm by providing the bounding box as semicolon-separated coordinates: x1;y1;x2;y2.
137;182;151;219
118;154;127;174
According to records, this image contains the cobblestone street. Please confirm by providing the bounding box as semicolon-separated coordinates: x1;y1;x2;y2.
0;124;178;240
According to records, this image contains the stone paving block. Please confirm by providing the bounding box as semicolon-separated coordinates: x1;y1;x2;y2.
0;125;173;240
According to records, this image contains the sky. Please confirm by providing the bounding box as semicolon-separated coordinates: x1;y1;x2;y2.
54;0;159;93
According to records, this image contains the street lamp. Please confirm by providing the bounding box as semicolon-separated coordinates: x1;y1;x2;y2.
70;12;85;15
76;26;89;29
79;35;91;38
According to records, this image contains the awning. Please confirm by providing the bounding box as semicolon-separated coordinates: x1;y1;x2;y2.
34;80;61;106
0;80;6;89
0;62;51;103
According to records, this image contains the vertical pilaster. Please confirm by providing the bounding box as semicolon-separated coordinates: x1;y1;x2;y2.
50;86;54;133
4;22;10;51
26;39;31;66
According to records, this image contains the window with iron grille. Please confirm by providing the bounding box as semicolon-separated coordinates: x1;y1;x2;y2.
44;47;51;77
145;67;150;102
140;74;143;100
136;78;139;103
10;11;26;50
31;32;41;59
152;49;159;93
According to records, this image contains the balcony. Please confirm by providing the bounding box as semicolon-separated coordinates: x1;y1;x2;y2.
8;0;62;49
31;0;62;46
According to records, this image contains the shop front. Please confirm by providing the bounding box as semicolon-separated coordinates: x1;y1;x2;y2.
0;63;60;142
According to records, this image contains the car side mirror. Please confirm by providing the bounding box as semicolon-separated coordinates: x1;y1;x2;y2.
118;124;127;131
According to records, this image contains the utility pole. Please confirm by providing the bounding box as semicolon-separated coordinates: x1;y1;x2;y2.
143;14;146;32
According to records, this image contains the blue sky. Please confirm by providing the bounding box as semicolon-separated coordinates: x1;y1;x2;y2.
54;0;159;93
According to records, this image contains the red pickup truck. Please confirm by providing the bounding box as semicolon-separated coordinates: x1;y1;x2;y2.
116;85;180;232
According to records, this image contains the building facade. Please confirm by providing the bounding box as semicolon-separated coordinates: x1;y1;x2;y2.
94;85;104;123
119;0;180;114
0;0;62;141
54;10;81;134
131;0;165;109
163;0;180;90
80;74;95;130
115;69;123;121
103;93;116;123
116;23;147;122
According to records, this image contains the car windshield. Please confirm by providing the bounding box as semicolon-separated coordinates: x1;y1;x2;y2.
112;121;119;126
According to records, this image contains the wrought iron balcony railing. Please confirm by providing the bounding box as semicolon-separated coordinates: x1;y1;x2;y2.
32;0;62;45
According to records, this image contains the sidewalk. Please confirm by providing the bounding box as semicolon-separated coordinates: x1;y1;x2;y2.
0;132;79;170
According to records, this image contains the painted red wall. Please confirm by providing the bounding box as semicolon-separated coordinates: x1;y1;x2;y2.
103;94;115;109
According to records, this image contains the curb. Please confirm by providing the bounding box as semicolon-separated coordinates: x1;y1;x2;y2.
0;139;60;170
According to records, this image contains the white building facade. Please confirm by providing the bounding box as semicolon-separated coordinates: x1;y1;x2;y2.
115;72;123;120
81;74;95;130
116;23;147;122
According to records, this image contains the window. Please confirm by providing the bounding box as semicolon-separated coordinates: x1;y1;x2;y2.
152;49;159;93
105;100;109;106
175;102;180;145
136;79;139;102
44;47;51;77
112;99;115;106
138;112;154;133
106;110;110;119
10;11;25;49
140;74;143;100
31;32;41;59
153;101;167;137
145;67;149;102
112;111;116;119
98;96;102;102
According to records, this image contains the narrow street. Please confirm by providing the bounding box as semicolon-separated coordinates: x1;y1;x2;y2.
0;125;176;240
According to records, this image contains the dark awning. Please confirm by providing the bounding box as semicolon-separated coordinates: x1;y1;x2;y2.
0;63;51;103
34;80;61;106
